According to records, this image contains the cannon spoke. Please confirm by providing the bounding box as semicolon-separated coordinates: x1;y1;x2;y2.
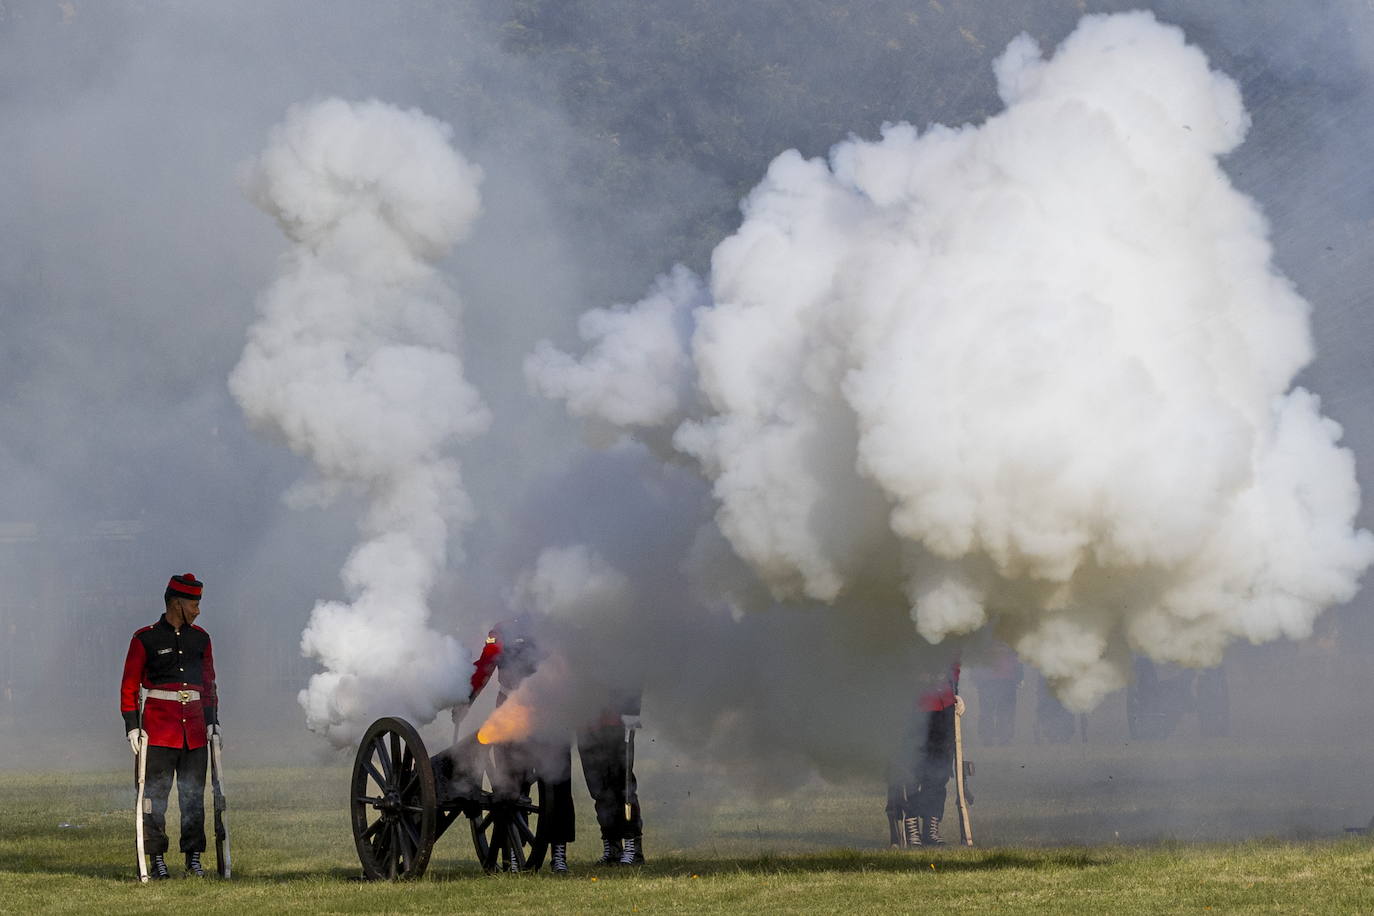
507;823;526;871
398;817;421;864
361;757;388;792
372;818;393;863
360;816;385;843
480;817;502;872
373;736;395;785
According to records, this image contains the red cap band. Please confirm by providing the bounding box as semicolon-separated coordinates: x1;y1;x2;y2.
167;573;203;599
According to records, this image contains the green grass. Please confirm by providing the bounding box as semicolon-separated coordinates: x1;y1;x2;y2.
4;752;1374;915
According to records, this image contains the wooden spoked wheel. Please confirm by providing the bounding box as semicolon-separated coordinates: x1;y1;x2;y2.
467;749;552;873
350;717;437;880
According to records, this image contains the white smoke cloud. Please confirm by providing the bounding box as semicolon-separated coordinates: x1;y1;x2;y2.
230;98;489;744
531;11;1374;711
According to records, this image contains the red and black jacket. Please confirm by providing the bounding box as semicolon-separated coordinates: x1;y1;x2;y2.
918;662;961;713
120;615;218;749
468;620;542;706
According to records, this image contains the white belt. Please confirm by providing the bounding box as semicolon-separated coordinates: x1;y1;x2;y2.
146;688;201;703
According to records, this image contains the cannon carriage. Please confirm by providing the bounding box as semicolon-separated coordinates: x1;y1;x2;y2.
349;716;555;878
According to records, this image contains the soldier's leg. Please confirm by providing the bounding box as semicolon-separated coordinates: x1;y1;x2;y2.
916;707;956;843
143;745;176;856
886;713;922;846
578;726;621;838
175;744;209;854
542;742;576;845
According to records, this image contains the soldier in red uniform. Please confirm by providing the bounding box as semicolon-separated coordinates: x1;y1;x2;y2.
454;616;576;874
886;659;961;847
120;573;218;879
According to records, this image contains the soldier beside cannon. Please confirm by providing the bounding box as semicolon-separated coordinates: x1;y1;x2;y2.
349;612;648;878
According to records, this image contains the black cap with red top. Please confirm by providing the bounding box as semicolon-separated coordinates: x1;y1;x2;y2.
165;572;203;602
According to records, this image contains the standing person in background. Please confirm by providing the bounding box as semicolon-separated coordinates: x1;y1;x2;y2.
453;615;577;874
1035;671;1078;744
577;685;646;866
120;573;219;879
975;642;1023;746
887;658;961;847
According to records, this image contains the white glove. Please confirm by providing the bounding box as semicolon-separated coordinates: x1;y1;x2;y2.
451;702;471;725
621;714;642;730
208;724;221;739
953;695;966;717
127;729;145;755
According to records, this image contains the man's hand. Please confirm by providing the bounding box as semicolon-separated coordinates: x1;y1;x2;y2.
621;714;642;730
208;724;221;739
127;728;146;755
953;695;966;717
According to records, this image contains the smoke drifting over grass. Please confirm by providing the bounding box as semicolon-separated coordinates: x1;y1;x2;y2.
231;99;489;744
530;12;1373;711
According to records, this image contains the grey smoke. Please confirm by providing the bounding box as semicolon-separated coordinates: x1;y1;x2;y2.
529;12;1373;711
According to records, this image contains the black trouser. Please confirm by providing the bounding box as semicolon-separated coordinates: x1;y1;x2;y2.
886;706;955;822
492;738;575;844
577;724;642;841
143;743;207;856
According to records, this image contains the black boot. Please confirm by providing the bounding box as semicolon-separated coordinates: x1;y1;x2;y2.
550;843;569;875
185;851;205;877
150;854;170;880
904;816;923;848
594;836;622;866
924;815;945;847
618;835;645;866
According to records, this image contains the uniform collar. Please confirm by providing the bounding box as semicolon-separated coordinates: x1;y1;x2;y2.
156;614;181;635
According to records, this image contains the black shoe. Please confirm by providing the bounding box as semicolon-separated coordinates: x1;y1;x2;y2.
618;836;645;866
185;851;205;877
904;816;923;848
594;836;622;866
550;843;569;875
150;854;170;880
924;815;945;847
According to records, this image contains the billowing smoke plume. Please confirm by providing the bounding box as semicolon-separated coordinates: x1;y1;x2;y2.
231;98;488;744
529;12;1374;711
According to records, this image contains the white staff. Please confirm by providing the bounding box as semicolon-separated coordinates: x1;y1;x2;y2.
952;695;974;846
133;724;149;883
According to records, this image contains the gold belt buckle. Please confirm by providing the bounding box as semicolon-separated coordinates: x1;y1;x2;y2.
178;690;191;704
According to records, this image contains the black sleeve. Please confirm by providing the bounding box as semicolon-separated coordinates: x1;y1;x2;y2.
122;710;139;732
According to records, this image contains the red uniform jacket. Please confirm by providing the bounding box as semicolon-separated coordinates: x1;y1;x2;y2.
120;616;218;749
468;620;541;706
918;662;961;713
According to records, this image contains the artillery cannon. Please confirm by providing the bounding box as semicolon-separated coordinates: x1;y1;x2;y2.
349;716;555;878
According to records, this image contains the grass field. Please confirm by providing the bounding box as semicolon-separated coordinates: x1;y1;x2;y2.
3;735;1374;914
